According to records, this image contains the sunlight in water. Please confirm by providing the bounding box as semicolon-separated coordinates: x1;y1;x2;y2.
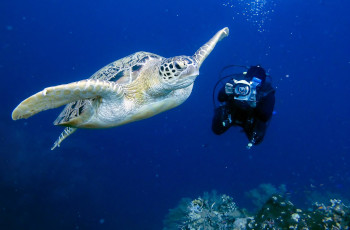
223;0;275;32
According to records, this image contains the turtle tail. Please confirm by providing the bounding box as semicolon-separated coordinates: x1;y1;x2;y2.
51;127;77;150
192;27;229;68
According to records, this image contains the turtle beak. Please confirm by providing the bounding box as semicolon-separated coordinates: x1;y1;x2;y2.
192;27;229;68
180;65;199;81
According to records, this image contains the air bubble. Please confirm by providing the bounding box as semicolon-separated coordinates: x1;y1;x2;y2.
222;0;275;33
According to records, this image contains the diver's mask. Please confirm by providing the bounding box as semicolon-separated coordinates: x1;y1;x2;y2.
225;77;262;107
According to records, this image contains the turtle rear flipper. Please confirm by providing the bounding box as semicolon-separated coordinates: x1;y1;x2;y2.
51;127;77;150
12;80;123;120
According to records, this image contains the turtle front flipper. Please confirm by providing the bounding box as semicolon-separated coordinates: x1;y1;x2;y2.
192;27;229;68
12;80;123;120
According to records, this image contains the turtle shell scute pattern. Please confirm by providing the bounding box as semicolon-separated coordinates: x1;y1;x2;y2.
90;51;163;84
54;52;164;125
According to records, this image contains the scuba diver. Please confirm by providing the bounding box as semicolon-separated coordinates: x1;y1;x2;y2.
212;65;275;148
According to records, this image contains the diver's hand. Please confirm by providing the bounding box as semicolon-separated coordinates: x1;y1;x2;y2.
225;83;234;95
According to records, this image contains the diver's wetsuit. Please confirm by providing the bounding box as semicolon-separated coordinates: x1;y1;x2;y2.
212;73;275;145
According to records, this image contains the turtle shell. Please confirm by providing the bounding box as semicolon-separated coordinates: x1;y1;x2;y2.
90;51;163;83
54;51;164;126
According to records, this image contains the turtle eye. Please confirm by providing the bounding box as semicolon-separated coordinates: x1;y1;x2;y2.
174;62;183;69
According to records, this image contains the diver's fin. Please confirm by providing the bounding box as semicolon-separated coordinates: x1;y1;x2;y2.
12;80;123;120
51;127;77;150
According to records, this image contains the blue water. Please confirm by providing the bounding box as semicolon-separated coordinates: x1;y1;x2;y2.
1;0;350;229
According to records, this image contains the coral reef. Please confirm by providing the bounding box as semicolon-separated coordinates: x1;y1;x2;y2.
246;194;350;229
164;192;350;230
163;191;242;230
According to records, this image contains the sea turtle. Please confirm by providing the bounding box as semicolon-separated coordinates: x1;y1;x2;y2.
12;27;229;150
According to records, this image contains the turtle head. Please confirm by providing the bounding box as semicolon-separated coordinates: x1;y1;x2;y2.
158;56;199;89
157;27;229;90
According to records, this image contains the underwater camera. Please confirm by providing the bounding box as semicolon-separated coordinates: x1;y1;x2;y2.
225;77;261;105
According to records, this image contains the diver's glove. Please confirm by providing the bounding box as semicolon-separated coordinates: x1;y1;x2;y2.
225;82;235;95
